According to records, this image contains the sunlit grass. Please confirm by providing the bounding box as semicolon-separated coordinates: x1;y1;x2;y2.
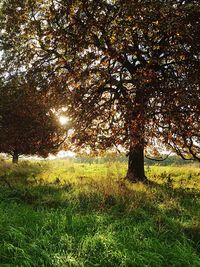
0;160;200;266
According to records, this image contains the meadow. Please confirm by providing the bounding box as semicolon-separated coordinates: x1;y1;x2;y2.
0;159;200;267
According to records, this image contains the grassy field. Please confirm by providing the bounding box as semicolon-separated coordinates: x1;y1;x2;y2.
0;160;200;266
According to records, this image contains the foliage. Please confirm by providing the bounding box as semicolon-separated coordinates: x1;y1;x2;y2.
0;76;66;161
0;0;199;162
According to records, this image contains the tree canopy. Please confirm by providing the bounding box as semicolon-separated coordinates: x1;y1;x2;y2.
0;0;199;180
0;76;65;163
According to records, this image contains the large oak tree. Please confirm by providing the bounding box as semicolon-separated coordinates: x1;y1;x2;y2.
1;0;200;180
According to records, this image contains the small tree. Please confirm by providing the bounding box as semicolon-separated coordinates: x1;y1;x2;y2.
0;77;65;163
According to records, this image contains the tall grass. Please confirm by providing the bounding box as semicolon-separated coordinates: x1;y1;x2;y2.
0;160;200;266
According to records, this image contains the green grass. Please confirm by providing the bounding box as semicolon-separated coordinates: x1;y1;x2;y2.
0;160;200;266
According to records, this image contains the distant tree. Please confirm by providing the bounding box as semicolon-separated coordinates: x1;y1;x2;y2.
0;0;200;180
0;76;65;163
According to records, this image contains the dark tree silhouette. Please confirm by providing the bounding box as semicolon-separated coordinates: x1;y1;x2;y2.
0;77;65;163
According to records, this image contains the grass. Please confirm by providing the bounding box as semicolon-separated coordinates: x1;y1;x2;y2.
0;160;200;266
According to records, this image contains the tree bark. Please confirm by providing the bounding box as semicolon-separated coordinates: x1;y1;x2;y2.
12;152;19;164
125;87;148;182
126;144;147;182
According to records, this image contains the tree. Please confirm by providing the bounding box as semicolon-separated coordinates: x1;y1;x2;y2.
0;0;200;180
0;76;65;163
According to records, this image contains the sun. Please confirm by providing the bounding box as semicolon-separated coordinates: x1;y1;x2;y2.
59;116;69;125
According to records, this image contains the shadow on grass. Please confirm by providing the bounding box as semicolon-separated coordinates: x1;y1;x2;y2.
0;194;199;266
0;180;200;267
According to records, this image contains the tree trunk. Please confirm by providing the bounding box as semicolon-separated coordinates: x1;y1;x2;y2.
126;145;147;183
125;87;148;182
12;152;19;164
